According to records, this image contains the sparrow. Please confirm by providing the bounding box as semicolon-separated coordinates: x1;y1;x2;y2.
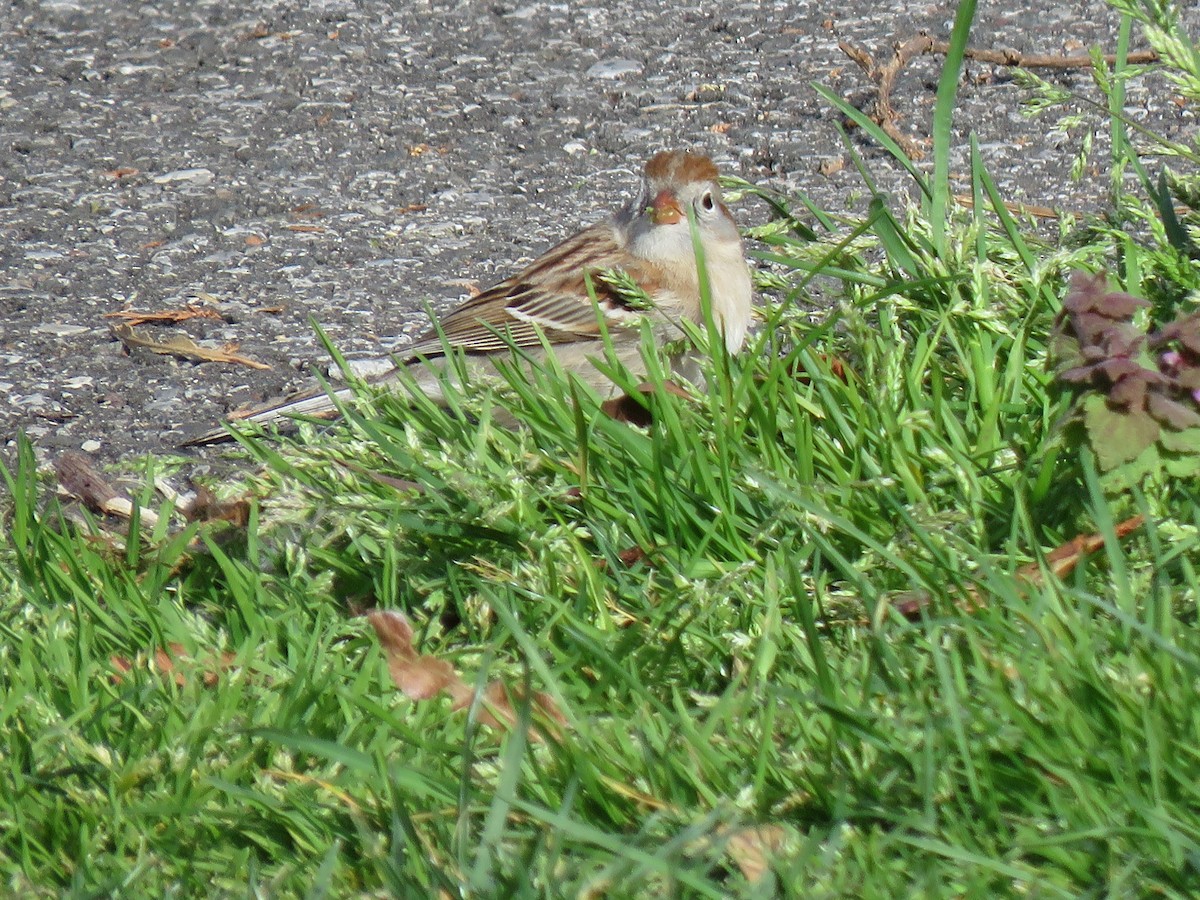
185;150;752;446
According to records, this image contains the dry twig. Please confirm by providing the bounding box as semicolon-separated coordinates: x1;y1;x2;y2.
840;31;1160;161
886;514;1146;621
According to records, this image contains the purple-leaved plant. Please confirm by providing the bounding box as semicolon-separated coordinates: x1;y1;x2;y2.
1054;272;1200;473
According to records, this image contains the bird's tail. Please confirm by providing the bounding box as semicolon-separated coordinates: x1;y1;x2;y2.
181;383;357;447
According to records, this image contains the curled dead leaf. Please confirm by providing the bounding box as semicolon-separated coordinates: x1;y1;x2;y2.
470;680;568;736
368;610;568;742
392;655;459;701
104;304;225;327
112;323;270;370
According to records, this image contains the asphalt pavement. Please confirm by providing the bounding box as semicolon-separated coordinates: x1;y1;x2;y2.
2;0;1196;467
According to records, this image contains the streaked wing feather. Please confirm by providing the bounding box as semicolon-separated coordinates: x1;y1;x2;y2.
402;221;644;360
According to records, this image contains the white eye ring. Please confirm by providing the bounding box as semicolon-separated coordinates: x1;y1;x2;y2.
699;191;716;212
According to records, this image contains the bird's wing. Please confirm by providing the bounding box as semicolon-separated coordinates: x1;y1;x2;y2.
183;223;668;446
402;222;661;359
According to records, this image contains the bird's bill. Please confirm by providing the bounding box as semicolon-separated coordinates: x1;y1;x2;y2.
648;189;684;225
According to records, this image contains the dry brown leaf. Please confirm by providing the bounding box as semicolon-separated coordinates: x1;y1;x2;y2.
392;655;459;700
1023;514;1145;584
283;224;326;233
724;825;788;884
890;514;1146;620
368;610;567;742
443;278;483;298
618;546;648;566
775;354;850;387
371;610;470;702
36;409;76;423
818;156;846;177
371;609;419;660
182;484;252;527
289;203;325;219
103;167;139;179
104;304;225;326
469;681;568;737
111;641;238;688
342;461;426;495
954;193;1059;220
594;545;652;573
112;323;270;370
241;22;270;40
368;473;425;494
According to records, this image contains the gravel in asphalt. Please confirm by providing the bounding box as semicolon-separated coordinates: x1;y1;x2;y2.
2;0;1196;467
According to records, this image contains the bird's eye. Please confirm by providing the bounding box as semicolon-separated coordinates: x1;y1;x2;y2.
700;191;715;212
